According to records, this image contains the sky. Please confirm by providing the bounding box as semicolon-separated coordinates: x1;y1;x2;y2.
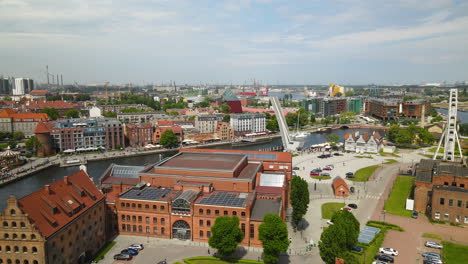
1;0;468;85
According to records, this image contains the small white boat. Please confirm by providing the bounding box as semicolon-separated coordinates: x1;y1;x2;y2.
293;132;308;140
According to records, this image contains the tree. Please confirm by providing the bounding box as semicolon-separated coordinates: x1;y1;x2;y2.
208;216;244;259
330;210;359;249
3;96;12;101
310;114;316;124
103;112;117;117
25;136;41;151
428;107;438;117
290;176;310;228
285;113;297;127
417;128;435;145
13;131;24;141
431;115;443;123
319;224;346;264
160;129;178;148
65;109;80;118
266;117;279;132
296;108;309;127
327;134;340;146
222;114;230;123
387;125;400;142
259;214;290;264
221;103;231;114
460;123;468;136
41;107;59;120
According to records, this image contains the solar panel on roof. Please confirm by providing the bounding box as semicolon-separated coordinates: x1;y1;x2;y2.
255;153;277;160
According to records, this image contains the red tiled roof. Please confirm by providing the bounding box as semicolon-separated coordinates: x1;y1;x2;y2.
158;120;174;125
0;108;16;117
373;131;382;140
158;125;182;134
335;258;345;264
256;186;282;194
34;122;51;134
344;133;352;140
180;148;292;163
332;177;348;191
18;170;105;238
12;112;49;122
30;90;49;96
361;132;370;142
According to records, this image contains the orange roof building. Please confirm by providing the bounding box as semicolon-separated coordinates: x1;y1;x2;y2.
0;170;107;264
0;108;49;136
332;177;349;197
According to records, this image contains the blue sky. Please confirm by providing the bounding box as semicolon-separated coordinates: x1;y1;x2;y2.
1;0;468;85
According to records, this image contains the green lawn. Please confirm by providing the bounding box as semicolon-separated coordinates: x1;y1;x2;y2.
350;165;380;182
383;159;398;164
182;257;263;264
321;202;345;219
384;176;414;218
422;233;442;240
442;242;468;264
354;155;373;159
311;176;331;180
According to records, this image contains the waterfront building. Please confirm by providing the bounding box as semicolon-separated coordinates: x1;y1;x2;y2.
365;98;430;120
414;159;468;225
153;125;183;144
100;148;292;247
344;131;382;153
195;114;224;134
21;100;77;117
49;117;125;152
34;122;56;157
230;113;266;135
402;100;431;118
0;109;49;136
302;97;348;118
346;97;362;114
0;170;106;264
215;122;234;141
125;123;154;148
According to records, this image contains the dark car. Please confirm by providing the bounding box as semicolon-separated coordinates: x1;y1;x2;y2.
121;249;138;256
293;166;300;170
114;254;132;260
310;171;320;176
348;203;358;209
351;246;362;252
333;152;340;156
318;155;325;158
346;172;355;178
374;254;394;263
320;172;330;177
412;211;418;219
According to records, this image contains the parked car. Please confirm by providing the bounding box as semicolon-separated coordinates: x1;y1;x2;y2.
374;254;394;263
333;152;340;156
341;207;352;212
348;203;358;209
412;211;418;218
425;241;443;249
114;254;132;260
371;262;386;264
379;247;398;256
121;249;138;256
326;220;334;225
318;155;326;159
293;166;300;170
346;172;355;178
423;257;443;264
157;261;168;264
422;252;441;259
323;167;333;171
128;244;144;251
351;246;362;252
310;171;320;176
320;172;330;177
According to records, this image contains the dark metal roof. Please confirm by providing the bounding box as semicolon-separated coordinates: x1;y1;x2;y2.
433;185;468;193
111;164;145;178
157;152;246;171
197;191;247;208
416;159;468;183
250;199;282;221
120;187;171;201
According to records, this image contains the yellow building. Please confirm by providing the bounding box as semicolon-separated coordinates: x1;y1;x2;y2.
329;83;346;97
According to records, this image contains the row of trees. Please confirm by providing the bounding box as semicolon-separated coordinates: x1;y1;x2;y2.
208;214;289;264
41;108;80;120
387;124;435;145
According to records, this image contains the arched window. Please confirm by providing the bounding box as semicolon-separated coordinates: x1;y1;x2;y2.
138;225;142;232
121;215;125;221
15;260;19;264
120;203;125;207
22;247;27;253
32;247;37;253
13;246;18;253
7;260;11;264
131;203;135;208
12;234;17;239
132;216;136;222
10;209;16;216
153;217;157;224
11;222;16;228
31;234;36;240
6;246;11;252
20;222;25;228
126;203;130;207
21;234;26;239
33;261;38;264
3;222;8;227
207;209;211;215
24;260;29;264
233;211;237;216
199;208;203;215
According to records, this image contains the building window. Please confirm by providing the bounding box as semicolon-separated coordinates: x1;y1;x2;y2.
12;234;17;239
126;224;130;231
215;210;219;216
452;182;457;187
241;223;245;234
32;247;37;254
6;246;11;252
122;224;126;231
4;234;9;239
31;234;36;240
20;222;25;228
21;234;26;240
161;218;165;225
250;224;255;238
455;216;461;223
199;209;204;215
233;211;237;216
121;215;125;221
199;220;203;226
457;200;462;208
465;217;468;224
121;203;125;207
10;209;16;216
444;182;448;186
22;247;27;253
460;184;465;188
11;222;16;228
126;203;130;207
153;205;157;210
439;198;445;205
138;204;142;209
138;216;142;222
132;203;136;208
224;211;228;216
146;226;150;233
2;222;7;227
444;213;449;220
138;225;142;232
241;212;246;217
207;220;211;227
449;199;453;206
153;217;157;224
14;246;18;253
207;209;211;215
127;215;130;221
133;225;137;232
161;227;165;235
200;230;204;237
207;231;211;237
153;227;158;234
160;205;165;211
146;217;150;224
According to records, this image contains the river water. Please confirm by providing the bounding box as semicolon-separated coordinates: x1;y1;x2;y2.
0;127;382;210
436;108;468;124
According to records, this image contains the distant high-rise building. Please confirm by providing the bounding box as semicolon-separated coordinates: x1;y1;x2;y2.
13;78;34;95
0;78;11;95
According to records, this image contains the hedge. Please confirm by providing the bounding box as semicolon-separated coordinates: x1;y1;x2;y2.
183;256;263;264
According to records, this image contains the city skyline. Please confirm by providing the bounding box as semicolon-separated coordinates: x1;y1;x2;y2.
1;0;468;85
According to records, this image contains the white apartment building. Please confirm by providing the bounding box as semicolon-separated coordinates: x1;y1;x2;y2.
195;114;224;133
13;78;34;95
230;113;266;134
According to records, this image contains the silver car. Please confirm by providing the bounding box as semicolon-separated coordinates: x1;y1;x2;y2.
425;241;443;249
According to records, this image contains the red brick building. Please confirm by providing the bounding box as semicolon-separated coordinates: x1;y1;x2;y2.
0;170;106;264
332;177;349;197
125;123;154;148
414;159;468;225
100;149;292;247
153;125;183;144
